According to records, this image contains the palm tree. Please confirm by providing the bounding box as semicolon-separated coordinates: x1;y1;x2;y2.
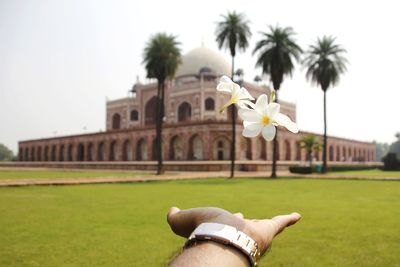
300;134;321;172
215;11;251;178
303;36;348;173
143;33;181;175
253;25;302;178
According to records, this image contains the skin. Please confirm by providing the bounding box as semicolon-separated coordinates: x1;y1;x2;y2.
167;207;301;266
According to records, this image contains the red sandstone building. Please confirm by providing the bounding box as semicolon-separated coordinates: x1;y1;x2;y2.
18;47;375;167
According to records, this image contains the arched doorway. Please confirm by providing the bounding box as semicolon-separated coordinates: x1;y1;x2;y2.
59;145;64;161
67;145;73;161
44;146;49;161
112;113;121;130
240;138;252;160
188;135;203;160
213;136;230;160
37;147;42;161
336;146;341;161
109;141;118;161
178;102;191;122
329;145;334;161
170;136;183;160
205;98;215;111
145;96;157;125
51;145;56;161
87;143;94;161
343;147;347;161
98;142;105;161
255;138;266;160
77;144;85;161
136;139;148;160
284;140;291;161
295;142;301;161
122;140;132;161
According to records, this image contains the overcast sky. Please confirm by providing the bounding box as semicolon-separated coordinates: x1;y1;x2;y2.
1;0;399;153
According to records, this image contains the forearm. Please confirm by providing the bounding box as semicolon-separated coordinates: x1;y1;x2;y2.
170;241;250;267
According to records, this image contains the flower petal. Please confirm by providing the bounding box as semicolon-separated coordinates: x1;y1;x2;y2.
255;94;268;114
238;99;256;109
231;83;240;95
274;113;299;133
261;124;276;141
242;123;263;138
237;87;255;100
220;75;232;83
267;102;280;118
238;108;262;122
216;82;233;93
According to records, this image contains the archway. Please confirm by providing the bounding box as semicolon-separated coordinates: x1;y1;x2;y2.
109;141;118;161
213;136;230;160
51;145;56;161
145;96;157;125
136;139;148;160
295;142;301;161
329;145;334;161
77;144;85;161
170;136;183;160
67;145;73;161
37;147;42;161
188;135;203;160
31;147;35;161
336;146;341;161
178;102;191;122
44;146;49;161
123;140;132;161
88;143;94;161
343;147;347;161
98;142;105;161
130;110;138;121
59;145;64;161
284;140;291;161
255;138;266;160
240;138;252;160
205;98;215;111
112;113;121;130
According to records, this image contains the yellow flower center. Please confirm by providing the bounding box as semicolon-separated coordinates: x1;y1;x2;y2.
261;115;270;125
230;95;238;104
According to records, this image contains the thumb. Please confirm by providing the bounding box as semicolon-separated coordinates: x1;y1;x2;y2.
167;207;197;237
271;212;302;236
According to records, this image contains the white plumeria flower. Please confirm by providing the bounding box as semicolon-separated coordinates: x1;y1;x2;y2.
238;94;299;141
216;75;255;113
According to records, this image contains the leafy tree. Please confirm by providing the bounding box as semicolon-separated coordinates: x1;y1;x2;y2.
303;36;348;173
253;25;302;178
254;75;262;84
216;11;251;178
300;135;321;172
0;143;14;161
389;132;400;157
374;141;390;161
143;33;181;174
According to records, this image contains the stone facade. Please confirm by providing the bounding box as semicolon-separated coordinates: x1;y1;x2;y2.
18;46;375;164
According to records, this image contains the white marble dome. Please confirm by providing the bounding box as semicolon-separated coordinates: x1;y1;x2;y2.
176;46;231;77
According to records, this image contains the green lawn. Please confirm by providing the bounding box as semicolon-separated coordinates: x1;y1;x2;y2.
0;178;399;266
0;169;150;180
328;168;400;178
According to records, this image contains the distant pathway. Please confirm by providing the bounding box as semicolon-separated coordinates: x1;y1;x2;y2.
0;171;399;187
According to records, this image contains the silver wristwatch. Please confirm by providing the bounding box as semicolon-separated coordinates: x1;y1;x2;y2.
185;223;261;266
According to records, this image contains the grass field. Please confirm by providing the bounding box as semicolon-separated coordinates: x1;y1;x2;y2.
328;169;400;178
0;178;399;266
0;169;151;180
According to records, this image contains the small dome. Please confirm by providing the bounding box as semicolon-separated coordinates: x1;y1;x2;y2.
176;47;231;77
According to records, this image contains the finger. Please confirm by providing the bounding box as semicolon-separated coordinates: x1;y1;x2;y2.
234;212;244;219
167;207;198;238
270;212;302;236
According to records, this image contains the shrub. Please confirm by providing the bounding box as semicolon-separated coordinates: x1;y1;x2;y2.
289;166;312;174
382;153;400;171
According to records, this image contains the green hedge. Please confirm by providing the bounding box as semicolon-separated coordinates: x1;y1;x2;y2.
289;164;376;174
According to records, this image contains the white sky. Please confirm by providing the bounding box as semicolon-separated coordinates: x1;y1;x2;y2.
1;0;399;153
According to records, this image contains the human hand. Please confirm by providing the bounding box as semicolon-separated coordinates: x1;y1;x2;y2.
167;207;301;255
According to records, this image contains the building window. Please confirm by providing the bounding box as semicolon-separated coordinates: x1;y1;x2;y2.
112;113;121;129
178;102;191;122
130;110;138;121
205;98;215;111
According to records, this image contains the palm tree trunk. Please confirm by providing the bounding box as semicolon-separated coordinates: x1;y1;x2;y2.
309;151;313;173
322;90;327;173
156;82;163;175
271;92;278;178
230;56;236;178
